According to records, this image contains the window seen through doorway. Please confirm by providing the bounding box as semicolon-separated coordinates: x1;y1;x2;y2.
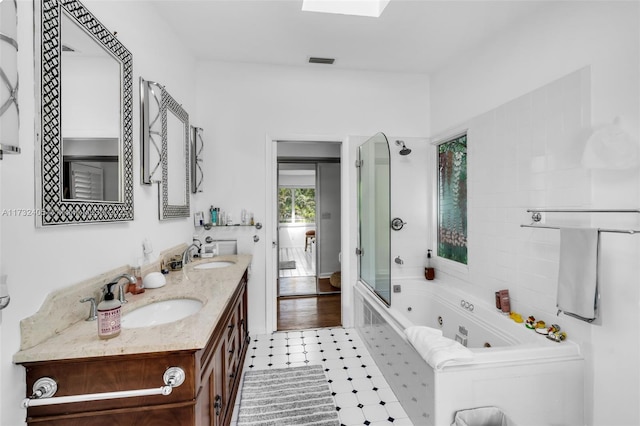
279;188;315;223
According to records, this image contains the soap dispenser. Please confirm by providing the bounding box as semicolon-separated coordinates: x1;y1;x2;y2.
97;283;121;339
425;249;435;280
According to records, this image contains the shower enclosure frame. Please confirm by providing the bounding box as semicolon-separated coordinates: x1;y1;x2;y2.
357;132;392;305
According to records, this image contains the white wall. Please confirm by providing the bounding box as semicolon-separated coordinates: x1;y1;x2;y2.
429;2;639;425
317;162;341;277
389;137;430;279
192;61;430;334
0;1;198;424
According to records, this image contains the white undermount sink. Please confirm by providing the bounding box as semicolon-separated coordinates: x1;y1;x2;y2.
193;260;235;270
121;298;203;328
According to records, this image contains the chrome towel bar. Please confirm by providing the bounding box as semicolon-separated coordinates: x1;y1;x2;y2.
524;208;640;233
21;366;185;408
527;208;640;213
520;224;639;234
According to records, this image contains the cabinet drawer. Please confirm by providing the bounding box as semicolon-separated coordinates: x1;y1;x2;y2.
24;352;196;419
28;401;195;426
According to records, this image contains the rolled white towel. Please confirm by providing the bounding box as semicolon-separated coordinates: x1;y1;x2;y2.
405;325;473;370
426;340;474;370
405;326;443;355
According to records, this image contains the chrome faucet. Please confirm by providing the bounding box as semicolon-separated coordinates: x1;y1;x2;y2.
104;274;136;304
182;239;202;265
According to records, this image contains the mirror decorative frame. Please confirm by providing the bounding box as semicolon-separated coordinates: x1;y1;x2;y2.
0;0;21;159
159;88;190;219
140;78;190;219
35;0;133;226
139;78;162;184
191;126;204;193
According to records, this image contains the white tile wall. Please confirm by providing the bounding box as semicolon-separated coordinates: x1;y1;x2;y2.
438;68;594;329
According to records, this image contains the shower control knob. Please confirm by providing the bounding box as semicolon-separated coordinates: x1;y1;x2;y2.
391;217;406;231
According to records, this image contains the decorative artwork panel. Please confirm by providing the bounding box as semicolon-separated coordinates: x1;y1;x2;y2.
438;134;467;264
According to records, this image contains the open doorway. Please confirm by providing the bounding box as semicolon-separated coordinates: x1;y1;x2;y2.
277;163;318;296
276;142;342;330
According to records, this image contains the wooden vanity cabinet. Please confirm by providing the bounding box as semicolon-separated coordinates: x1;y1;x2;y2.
21;270;249;426
196;270;249;426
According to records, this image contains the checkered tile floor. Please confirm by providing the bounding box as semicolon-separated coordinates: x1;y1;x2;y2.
231;327;413;426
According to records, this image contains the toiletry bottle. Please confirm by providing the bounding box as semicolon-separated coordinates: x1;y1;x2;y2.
425;249;435;280
130;266;145;294
211;206;217;226
500;289;511;315
97;283;121;339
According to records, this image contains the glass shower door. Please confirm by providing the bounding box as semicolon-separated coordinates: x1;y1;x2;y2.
358;133;391;305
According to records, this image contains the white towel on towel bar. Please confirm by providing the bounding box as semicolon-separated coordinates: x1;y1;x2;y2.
557;227;599;322
405;326;473;370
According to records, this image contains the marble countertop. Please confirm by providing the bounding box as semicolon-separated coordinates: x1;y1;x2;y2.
13;254;252;364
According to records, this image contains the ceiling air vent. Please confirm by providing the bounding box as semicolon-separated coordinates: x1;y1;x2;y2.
308;57;335;65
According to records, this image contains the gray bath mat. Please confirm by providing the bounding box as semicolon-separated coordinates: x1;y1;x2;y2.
237;365;339;426
279;260;296;270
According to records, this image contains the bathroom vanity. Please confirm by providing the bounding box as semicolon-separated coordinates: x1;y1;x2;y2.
14;254;251;426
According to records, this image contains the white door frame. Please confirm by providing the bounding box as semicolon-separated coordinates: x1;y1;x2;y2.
264;133;353;334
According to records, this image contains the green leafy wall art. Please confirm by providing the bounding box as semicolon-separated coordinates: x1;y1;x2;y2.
438;134;468;264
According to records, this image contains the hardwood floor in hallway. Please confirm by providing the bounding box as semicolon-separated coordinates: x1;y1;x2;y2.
277;294;341;331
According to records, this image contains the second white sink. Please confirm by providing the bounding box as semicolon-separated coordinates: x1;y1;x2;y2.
121;299;203;328
193;261;235;270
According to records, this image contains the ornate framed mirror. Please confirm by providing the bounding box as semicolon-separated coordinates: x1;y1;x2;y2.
34;0;133;226
140;78;190;220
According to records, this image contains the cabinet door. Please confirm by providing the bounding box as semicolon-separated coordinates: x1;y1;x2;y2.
238;284;249;354
225;309;239;404
212;340;226;426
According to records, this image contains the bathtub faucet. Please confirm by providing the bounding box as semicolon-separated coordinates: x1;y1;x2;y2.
394;256;404;265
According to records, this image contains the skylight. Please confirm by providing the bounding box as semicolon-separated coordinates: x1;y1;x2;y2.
301;0;391;18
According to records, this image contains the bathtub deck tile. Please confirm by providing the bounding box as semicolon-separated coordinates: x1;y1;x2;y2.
234;327;413;426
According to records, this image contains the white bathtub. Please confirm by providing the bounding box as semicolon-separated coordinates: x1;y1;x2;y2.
355;279;584;426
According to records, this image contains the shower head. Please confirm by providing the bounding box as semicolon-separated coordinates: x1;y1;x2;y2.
395;140;411;155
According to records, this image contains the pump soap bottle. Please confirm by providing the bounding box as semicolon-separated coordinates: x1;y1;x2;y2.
97;283;121;339
425;249;435;280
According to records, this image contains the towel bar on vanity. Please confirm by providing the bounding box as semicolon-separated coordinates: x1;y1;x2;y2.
21;366;185;408
522;207;640;234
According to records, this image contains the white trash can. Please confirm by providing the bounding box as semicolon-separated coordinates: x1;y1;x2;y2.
451;406;516;426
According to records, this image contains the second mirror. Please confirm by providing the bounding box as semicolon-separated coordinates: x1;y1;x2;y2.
140;77;190;220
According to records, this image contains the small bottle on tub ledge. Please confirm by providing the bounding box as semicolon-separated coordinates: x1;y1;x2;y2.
425;249;435;280
495;289;510;315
